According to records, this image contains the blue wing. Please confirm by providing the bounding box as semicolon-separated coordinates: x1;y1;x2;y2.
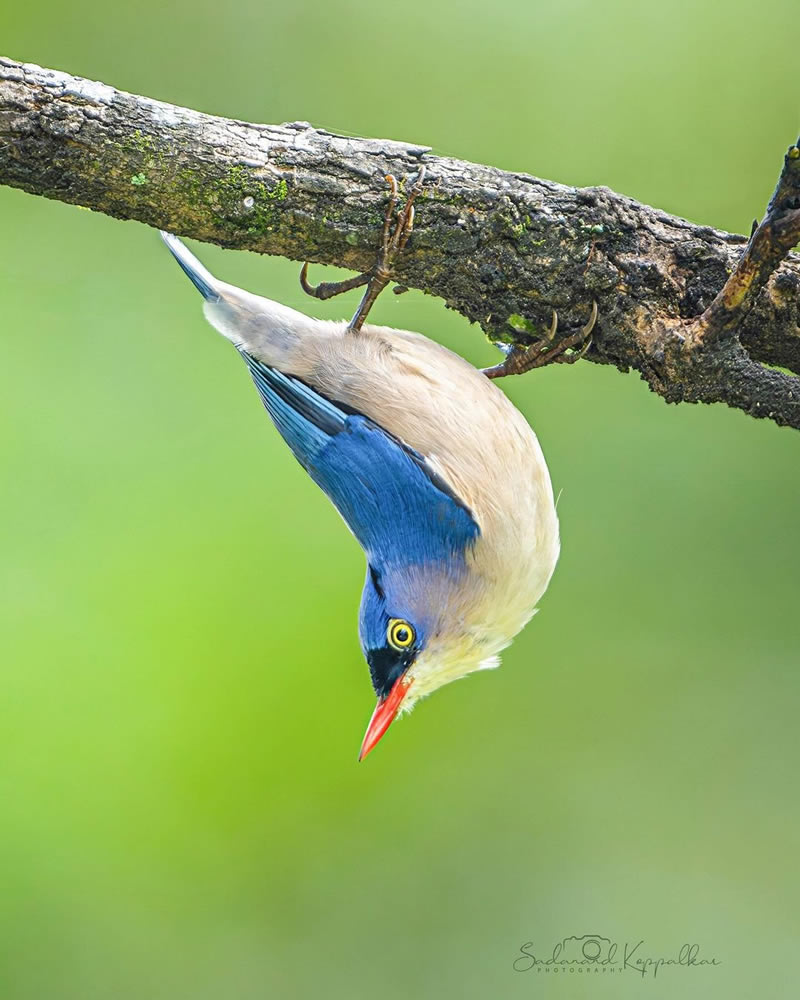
239;350;480;565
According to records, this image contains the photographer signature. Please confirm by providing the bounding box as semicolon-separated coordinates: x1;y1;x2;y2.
513;935;721;978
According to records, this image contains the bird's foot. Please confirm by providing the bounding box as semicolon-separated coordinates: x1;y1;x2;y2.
299;267;369;301
482;301;598;379
299;167;426;332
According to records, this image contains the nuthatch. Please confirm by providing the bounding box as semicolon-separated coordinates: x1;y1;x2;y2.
160;172;596;758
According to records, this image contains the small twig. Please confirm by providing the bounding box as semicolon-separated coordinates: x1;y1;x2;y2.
688;139;800;347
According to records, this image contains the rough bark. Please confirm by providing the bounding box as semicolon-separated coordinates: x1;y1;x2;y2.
2;56;800;429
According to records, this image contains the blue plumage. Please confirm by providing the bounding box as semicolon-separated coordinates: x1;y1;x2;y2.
239;349;480;570
239;348;482;700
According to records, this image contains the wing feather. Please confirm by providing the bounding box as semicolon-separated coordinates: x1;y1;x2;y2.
239;350;480;564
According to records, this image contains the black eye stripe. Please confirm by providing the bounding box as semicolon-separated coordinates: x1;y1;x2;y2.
366;645;414;700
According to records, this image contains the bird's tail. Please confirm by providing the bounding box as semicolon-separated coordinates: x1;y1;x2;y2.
160;231;220;302
159;229;320;368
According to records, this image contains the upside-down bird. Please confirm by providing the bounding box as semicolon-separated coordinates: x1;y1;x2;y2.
160;171;596;759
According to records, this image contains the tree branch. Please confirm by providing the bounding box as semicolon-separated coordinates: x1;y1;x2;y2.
2;56;800;429
688;144;800;348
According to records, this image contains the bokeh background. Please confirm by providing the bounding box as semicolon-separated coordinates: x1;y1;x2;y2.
2;1;799;997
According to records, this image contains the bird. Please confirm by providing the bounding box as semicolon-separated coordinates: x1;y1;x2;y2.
159;171;595;759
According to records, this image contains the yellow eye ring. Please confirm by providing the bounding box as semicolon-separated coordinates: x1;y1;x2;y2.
387;618;415;651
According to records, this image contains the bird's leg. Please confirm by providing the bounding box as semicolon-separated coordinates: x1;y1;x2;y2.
347;167;426;332
298;168;426;332
482;301;598;379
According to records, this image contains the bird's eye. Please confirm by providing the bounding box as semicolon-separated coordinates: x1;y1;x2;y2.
387;618;415;651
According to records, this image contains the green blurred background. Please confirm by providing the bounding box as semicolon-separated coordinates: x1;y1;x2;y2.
2;1;799;997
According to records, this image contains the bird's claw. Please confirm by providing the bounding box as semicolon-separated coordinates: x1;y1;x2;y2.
382;166;425;258
482;301;598;379
299;262;369;300
299;167;426;333
544;309;559;342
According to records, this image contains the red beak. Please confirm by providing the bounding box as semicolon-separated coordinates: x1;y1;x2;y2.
358;674;413;761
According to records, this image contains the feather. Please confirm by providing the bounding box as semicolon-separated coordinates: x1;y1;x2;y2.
239;350;480;567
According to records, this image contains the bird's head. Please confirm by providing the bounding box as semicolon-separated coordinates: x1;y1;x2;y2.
357;560;502;759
